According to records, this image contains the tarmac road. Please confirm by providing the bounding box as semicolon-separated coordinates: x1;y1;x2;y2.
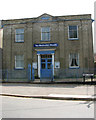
2;96;94;118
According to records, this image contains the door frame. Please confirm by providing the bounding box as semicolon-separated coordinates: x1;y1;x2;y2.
37;51;54;78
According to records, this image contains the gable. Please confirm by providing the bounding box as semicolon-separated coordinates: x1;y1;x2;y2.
37;13;53;21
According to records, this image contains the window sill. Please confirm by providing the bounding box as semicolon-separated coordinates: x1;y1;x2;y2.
14;68;25;70
68;38;79;40
15;41;24;43
69;67;80;69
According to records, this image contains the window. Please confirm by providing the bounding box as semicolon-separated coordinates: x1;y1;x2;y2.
41;27;50;41
15;29;24;42
68;26;78;39
69;53;79;68
15;55;24;69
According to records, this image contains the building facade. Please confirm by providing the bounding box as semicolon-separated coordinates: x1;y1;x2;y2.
1;13;94;81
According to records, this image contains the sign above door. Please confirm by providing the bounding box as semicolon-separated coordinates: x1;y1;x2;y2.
34;43;58;47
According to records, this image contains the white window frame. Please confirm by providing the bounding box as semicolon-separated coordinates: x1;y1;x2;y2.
15;55;24;69
15;29;24;42
68;25;78;40
69;53;79;68
41;27;50;41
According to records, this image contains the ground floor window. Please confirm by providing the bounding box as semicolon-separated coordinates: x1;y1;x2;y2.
69;53;79;68
15;55;24;69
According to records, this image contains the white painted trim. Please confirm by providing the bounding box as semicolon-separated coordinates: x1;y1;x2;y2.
52;53;54;76
37;54;41;77
15;56;16;68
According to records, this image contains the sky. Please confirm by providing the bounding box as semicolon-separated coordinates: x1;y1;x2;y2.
0;0;95;20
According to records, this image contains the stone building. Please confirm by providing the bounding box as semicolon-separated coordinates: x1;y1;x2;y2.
1;13;94;82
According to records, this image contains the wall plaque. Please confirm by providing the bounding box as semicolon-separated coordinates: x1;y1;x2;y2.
55;62;60;68
33;62;37;69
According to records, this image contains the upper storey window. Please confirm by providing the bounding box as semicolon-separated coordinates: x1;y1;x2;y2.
41;27;50;41
68;26;78;40
15;29;24;42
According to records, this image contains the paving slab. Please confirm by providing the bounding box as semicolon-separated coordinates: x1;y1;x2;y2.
0;83;96;101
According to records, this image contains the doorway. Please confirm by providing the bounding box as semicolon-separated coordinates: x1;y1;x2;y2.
41;54;52;78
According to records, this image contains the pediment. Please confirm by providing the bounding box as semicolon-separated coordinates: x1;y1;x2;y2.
37;13;53;21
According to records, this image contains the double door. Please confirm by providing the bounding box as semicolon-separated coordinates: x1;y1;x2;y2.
41;54;52;78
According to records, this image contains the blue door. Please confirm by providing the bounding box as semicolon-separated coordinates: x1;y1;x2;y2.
41;54;52;78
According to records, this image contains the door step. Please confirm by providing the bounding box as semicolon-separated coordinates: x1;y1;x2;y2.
40;78;53;82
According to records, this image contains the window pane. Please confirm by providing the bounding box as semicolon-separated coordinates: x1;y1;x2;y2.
69;26;77;31
21;61;24;68
42;33;45;40
47;59;52;62
21;34;24;40
41;63;45;69
47;63;51;69
42;33;50;41
16;35;21;41
71;59;78;66
41;59;45;62
41;55;46;58
47;55;52;58
16;55;24;60
42;27;50;32
69;32;74;38
45;33;48;40
16;29;24;34
73;31;77;38
42;27;45;32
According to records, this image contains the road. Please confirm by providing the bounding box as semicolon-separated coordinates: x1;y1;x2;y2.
1;96;94;118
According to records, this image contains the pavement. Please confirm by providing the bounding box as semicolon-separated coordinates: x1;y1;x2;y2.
0;82;96;101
